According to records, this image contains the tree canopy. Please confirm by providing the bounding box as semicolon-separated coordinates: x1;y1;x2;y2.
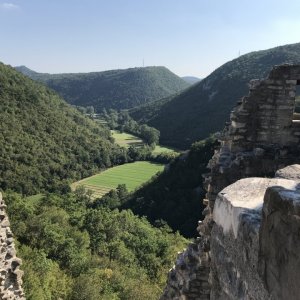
0;62;127;195
15;66;189;111
6;190;187;299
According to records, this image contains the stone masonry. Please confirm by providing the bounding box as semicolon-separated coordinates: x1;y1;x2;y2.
0;193;25;299
210;176;300;299
161;65;300;299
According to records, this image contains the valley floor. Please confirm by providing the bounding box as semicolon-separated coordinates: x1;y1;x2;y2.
71;161;164;198
111;130;177;154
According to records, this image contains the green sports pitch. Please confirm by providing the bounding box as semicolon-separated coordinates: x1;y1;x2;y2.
71;161;164;199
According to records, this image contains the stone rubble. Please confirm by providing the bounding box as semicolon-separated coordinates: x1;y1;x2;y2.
0;193;25;299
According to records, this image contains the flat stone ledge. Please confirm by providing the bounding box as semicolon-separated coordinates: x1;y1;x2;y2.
213;177;300;238
275;164;300;182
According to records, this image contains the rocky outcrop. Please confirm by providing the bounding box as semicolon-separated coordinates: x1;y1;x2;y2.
161;65;300;299
0;193;25;299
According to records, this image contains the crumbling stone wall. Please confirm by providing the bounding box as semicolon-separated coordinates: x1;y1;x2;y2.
161;65;300;299
0;193;25;299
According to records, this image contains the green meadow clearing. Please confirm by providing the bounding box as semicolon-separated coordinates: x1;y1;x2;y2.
111;130;144;148
71;161;164;199
111;130;177;154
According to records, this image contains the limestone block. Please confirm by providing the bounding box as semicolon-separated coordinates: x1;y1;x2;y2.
259;186;300;300
213;177;300;238
275;164;300;182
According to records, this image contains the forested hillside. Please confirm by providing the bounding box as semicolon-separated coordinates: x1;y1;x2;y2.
6;190;187;299
0;62;126;195
131;42;300;149
1;62;189;300
15;66;189;111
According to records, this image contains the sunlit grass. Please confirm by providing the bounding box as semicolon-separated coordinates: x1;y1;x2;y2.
71;161;164;198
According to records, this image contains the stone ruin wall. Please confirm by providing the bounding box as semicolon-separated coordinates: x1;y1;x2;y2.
0;193;25;299
161;65;300;299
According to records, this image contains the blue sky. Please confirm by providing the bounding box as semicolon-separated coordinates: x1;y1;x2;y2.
1;0;300;78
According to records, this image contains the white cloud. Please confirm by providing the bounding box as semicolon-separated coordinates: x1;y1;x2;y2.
0;3;20;10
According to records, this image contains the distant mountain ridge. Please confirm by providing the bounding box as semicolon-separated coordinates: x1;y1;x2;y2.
181;76;201;84
14;65;39;78
131;42;300;149
15;66;189;111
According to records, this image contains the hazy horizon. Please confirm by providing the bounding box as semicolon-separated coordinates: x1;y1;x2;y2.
1;0;300;78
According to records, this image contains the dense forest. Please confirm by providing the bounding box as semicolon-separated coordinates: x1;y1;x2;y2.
0;63;128;195
15;66;189;111
6;190;187;299
130;42;300;149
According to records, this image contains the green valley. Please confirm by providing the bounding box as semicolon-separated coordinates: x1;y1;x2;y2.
3;2;300;299
0;61;188;299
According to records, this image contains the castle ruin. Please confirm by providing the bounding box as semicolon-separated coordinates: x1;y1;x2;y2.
161;65;300;299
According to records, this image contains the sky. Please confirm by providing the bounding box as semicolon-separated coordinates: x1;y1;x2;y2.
1;0;300;78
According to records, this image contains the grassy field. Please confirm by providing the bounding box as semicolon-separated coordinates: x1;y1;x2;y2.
152;145;176;154
71;161;164;199
111;130;177;154
111;130;144;148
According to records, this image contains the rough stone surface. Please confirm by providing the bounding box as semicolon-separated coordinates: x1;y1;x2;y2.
0;193;25;299
213;177;300;238
259;185;300;300
161;65;300;299
275;164;300;181
211;177;300;300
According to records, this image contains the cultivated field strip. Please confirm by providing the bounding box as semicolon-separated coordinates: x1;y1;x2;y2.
71;161;164;198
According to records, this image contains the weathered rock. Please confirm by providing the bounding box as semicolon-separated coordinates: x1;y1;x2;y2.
213;177;300;238
275;164;300;181
259;185;300;300
160;240;210;300
0;193;25;299
161;65;300;299
211;177;300;300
